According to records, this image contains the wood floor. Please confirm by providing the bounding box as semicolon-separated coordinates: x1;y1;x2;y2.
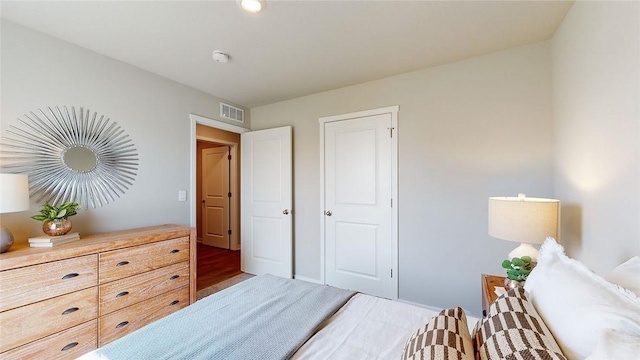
196;242;242;290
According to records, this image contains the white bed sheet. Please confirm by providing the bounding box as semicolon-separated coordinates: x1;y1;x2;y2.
292;293;479;360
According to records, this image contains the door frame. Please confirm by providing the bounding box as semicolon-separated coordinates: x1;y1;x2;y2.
318;106;399;299
189;114;248;250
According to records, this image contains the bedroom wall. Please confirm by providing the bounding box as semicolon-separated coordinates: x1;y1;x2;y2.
0;20;249;242
551;1;640;274
250;41;554;315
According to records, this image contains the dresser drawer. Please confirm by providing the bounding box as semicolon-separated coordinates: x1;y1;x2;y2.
99;261;189;316
1;320;97;360
0;287;98;353
0;255;98;312
99;286;189;346
99;237;189;283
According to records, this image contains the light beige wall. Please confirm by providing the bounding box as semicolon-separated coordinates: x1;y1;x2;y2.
552;0;640;273
251;41;554;315
0;20;249;241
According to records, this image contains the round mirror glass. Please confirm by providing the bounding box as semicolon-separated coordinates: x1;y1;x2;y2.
63;146;98;172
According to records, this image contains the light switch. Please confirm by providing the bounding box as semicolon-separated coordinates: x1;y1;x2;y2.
178;190;187;202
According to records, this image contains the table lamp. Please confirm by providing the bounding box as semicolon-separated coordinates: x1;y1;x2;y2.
0;173;30;253
488;193;559;262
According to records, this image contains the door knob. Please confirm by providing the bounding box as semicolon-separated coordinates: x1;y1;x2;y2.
283;209;289;215
325;210;332;216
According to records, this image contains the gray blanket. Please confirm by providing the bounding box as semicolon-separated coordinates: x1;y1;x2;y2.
91;274;355;360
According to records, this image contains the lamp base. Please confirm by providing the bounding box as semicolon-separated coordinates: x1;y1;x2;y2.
0;224;15;253
508;243;539;262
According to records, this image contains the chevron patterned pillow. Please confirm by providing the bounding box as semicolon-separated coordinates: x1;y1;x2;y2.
401;307;475;360
473;287;567;360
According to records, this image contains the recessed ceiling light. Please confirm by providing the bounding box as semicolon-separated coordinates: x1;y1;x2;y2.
212;50;229;63
238;0;264;13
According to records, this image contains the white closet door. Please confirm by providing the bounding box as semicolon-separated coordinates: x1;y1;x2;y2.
323;111;396;299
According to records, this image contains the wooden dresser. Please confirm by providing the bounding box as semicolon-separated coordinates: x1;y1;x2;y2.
0;224;196;359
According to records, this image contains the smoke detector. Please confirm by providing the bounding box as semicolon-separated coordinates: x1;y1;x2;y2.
212;51;229;63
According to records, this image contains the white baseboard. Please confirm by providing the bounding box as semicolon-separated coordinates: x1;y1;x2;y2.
396;298;442;312
397;299;479;323
293;275;323;284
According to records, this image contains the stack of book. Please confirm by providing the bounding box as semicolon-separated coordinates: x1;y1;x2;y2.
29;232;81;248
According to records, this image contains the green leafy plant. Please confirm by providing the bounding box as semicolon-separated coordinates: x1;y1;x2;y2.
31;202;80;222
501;256;533;281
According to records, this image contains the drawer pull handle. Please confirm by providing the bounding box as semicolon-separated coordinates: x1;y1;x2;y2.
116;291;129;298
170;300;180;306
116;261;130;267
62;307;79;315
169;275;180;280
116;321;129;329
170;249;180;254
61;342;79;351
61;273;79;280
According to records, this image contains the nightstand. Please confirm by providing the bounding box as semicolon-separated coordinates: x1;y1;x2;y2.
481;274;506;317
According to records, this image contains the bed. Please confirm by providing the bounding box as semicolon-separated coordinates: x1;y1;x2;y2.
80;238;640;360
80;274;475;360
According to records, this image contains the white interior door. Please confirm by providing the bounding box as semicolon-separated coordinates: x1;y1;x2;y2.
241;126;292;278
202;146;230;249
322;107;398;299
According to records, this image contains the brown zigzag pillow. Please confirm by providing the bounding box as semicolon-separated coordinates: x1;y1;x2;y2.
473;287;567;360
401;307;475;360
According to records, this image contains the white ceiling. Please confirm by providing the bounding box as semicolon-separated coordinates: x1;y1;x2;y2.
1;1;573;108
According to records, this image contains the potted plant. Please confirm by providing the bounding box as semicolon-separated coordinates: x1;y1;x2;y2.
501;256;533;290
32;202;80;236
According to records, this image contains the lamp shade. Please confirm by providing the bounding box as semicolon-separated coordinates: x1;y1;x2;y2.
488;194;559;245
0;174;30;213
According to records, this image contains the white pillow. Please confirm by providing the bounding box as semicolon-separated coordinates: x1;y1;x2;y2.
523;238;640;360
585;329;640;360
605;256;640;296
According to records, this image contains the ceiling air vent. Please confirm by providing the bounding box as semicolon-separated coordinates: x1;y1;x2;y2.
220;103;244;123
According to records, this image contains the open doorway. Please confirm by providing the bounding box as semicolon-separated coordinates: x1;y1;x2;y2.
191;115;247;291
200;144;231;248
197;141;236;248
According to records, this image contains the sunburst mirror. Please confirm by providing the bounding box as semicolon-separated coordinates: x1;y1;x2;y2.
0;106;138;208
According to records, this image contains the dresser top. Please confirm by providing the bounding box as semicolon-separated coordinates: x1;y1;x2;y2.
0;224;191;271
